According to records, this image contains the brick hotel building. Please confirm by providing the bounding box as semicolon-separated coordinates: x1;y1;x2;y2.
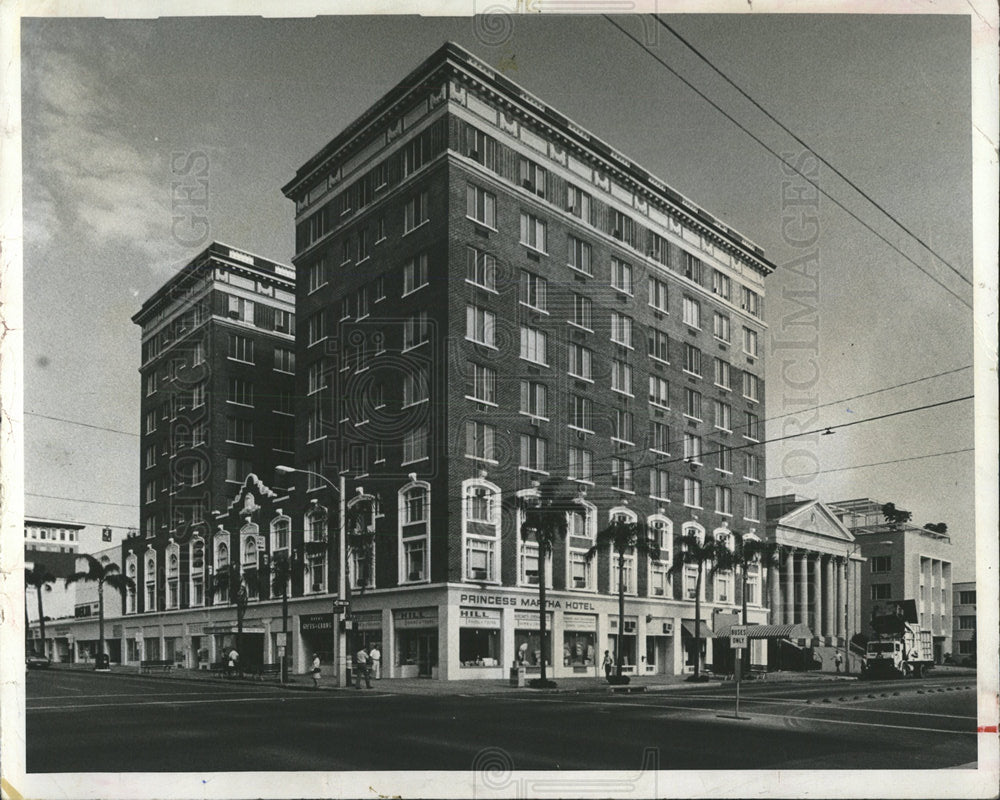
280;42;776;679
33;44;777;679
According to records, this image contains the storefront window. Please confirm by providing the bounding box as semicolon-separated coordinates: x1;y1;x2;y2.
562;631;596;666
607;633;637;671
460;628;501;666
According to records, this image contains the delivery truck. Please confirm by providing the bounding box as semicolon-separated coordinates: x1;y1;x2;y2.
862;599;934;679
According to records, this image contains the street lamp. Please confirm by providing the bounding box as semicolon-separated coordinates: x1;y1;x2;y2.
276;465;348;687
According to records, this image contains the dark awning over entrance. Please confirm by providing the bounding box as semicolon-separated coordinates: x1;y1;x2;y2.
680;620;715;638
714;622;813;640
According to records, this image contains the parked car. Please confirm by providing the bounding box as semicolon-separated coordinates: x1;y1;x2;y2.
26;653;51;669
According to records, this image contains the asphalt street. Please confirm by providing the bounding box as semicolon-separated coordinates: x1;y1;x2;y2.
25;669;978;772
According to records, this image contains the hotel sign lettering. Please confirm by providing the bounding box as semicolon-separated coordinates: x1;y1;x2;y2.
459;592;596;612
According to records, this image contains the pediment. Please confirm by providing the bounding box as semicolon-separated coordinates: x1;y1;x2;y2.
775;500;854;544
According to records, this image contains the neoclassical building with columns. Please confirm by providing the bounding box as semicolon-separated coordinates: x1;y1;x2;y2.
765;495;864;669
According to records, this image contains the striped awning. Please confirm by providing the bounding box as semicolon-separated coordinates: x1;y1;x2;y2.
714;622;813;640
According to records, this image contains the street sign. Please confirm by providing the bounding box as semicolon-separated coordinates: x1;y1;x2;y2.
275;632;287;647
332;600;350;612
730;626;748;649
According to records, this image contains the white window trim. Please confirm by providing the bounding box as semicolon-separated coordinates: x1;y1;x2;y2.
461;477;502;585
398;479;431;585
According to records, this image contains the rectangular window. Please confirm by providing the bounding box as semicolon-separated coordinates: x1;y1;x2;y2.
611;258;633;294
520;434;547;472
466;184;497;228
743;327;759;357
741;286;762;318
648;329;669;362
274;348;295;373
683;343;702;376
685;388;703;419
226;417;253;445
404;311;430;349
568;344;592;380
716;444;733;473
959;590;976;604
521;381;548;419
648;276;669;312
567;394;592;431
713;400;732;431
145;445;156;469
227;296;255;324
684;477;702;508
403;426;428;464
744;493;761;522
684;433;702;463
341;237;353;265
519;157;547;196
611;458;633;492
959;615;976;630
520;326;548;365
145;373;157;397
192;341;205;366
466;306;495;347
682;296;701;328
404;191;429;232
684;252;703;284
568;447;593;482
466;362;497;405
403;253;429;295
650;468;670;500
610;312;633;348
870;555;892;573
566;184;591;221
466;538;496;583
714;358;732;390
611;359;632;395
744;411;760;441
375;215;386;241
743;452;760;481
713;312;731;342
649;376;670;408
307;312;326;346
871;583;892;600
228;378;253;406
402;365;429;407
567;235;591;274
712;270;731;300
650;420;670;453
229;334;254;363
520;271;548;312
466;247;497;291
339;295;352;321
715;486;732;516
613;409;633;443
191;383;205;409
743;371;761;402
572;294;592;330
357;228;370;261
466;421;496;462
467;127;498;170
520;212;547;252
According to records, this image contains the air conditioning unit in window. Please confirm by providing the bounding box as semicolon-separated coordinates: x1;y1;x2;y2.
228;310;239;319
408;571;422;582
471;568;487;580
468;149;479;160
566;205;576;214
573;578;587;589
275;324;286;332
613;229;622;239
522;179;535;192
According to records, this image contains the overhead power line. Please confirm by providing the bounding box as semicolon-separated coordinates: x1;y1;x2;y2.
25;411;139;438
601;16;973;312
26;492;138;509
652;15;971;290
766;447;975;483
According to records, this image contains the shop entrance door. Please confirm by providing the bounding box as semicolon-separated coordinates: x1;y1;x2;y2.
417;632;437;677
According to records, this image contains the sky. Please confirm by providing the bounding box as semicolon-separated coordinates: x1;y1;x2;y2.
17;12;982;579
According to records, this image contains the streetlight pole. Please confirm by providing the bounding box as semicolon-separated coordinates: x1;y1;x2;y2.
843;540;861;674
277;465;348;687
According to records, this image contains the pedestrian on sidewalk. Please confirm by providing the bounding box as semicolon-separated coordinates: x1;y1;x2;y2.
603;650;614;681
355;646;372;689
369;644;381;680
834;651;843;674
226;648;239;679
311;653;322;689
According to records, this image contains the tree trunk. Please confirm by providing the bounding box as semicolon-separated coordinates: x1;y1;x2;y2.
617;551;625;678
98;580;106;657
539;548;548;683
694;565;702;679
36;587;46;659
741;564;749;673
237;602;245;678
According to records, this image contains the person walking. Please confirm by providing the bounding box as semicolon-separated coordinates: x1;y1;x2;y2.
834;651;844;674
602;649;614;682
227;647;239;679
355;646;372;689
311;653;322;689
369;644;381;680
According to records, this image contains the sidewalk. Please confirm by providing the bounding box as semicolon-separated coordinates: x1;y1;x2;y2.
50;661;884;695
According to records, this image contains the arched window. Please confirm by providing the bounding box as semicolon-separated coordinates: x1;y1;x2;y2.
243;536;257;566
125;554;137;614
304;505;328;594
712;526;734;605
189;537;205;607
647;514;673;598
515;486;552;589
144;550;157;612
270;515;290;553
567;496;597;592
462;477;501;582
607;507;638;595
399;479;430;584
681;522;706;601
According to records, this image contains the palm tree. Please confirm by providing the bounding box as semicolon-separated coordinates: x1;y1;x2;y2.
210;563;256;677
269;550;304;683
65;555;136;669
712;533;780;674
25;564;56;658
587;515;659;681
517;486;573;687
669;531;719;681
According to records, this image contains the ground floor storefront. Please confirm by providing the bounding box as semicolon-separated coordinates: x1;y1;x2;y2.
27;584;772;680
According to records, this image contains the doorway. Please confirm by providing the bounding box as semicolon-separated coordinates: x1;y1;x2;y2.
417;632;437;677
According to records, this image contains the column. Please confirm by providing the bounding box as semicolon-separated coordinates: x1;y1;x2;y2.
824;556;835;639
770;560;782;625
813;555;823;635
797;551;809;627
784;549;795;625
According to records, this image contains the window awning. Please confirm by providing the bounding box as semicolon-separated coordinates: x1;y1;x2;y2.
680;619;715;638
714;622;813;640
